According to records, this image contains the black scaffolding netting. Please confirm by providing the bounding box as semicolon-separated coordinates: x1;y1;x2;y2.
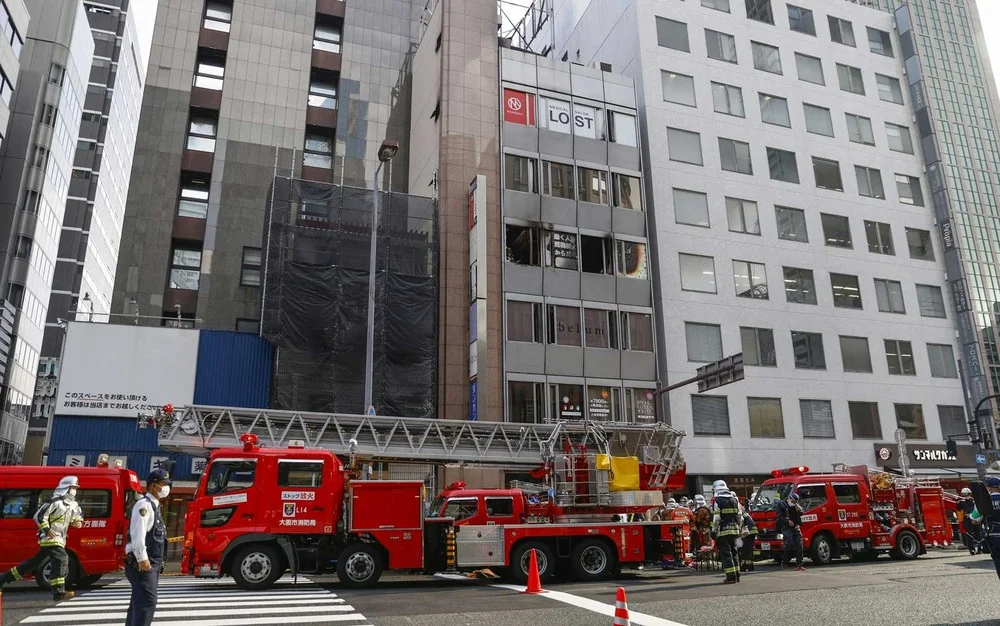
261;177;438;416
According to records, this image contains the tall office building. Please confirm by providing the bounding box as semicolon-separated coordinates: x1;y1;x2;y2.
557;0;974;494
0;0;93;465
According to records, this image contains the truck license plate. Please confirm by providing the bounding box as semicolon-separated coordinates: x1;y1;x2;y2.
760;542;770;551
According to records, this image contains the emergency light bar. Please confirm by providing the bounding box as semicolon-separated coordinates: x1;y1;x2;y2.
771;466;809;478
240;433;261;451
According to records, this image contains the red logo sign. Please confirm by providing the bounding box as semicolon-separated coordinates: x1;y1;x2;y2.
503;89;535;126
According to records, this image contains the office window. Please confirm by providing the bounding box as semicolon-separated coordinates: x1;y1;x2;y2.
41;104;57;127
876;74;903;104
748;398;784;438
313;23;342;53
745;0;774;23
662;71;696;107
608;111;638;146
896;175;924;206
719;138;753;175
505;154;537;193
846;113;875;146
576;167;611;204
916;284;946;318
837;64;865;95
194;59;225;90
741;327;776;366
803;104;833;137
733;260;768;299
894;404;926;439
308;79;337;110
616;240;648;279
692;396;730;436
801;400;835;439
787;5;815;35
865;221;894;255
939;406;966;440
679;253;716;293
831;273;862;309
621;312;654;351
544;230;578;271
541;161;574;199
584;309;618;349
506;224;540;266
178;177;210;219
855;166;885;199
580;235;613;275
795;53;824;85
702;0;730;10
752;42;782;74
507;301;543;343
656;17;690;52
14;236;31;260
547;305;581;346
927;344;958;379
674;188;710;227
613;174;642;210
240;248;261;287
706;29;738;63
885;339;916;376
776;206;808;242
49;63;66;86
170;248;202;291
820;214;851;248
31;146;50;171
874;279;905;314
792;331;825;369
686;322;723;362
204;1;232;32
828;16;855;46
759;93;790;127
303;133;333;168
726;198;759;235
840;336;873;373
783;267;816;304
667;128;703;165
905;228;934;261
849;402;882;439
813;157;843;191
187;116;217;152
711;82;745;117
767;148;799;183
509;381;544;423
550;383;584;420
886;123;914;154
868;27;893;57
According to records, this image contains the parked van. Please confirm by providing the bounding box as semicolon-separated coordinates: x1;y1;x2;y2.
0;465;142;588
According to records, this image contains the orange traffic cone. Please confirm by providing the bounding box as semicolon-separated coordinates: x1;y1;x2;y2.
523;549;543;594
613;587;630;625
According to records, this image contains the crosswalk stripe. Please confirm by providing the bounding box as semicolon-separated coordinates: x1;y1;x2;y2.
44;598;346;611
57;617;370;626
23;604;358;623
64;593;339;605
76;589;333;599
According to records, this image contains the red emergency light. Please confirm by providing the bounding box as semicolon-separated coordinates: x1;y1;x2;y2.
163;404;174;415
240;433;261;451
771;466;809;478
445;481;467;491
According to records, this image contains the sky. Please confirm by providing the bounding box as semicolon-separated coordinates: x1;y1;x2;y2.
980;2;1000;89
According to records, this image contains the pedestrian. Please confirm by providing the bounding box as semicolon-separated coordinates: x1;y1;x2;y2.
711;480;742;584
980;477;1000;581
125;468;171;626
0;475;83;601
740;508;758;572
776;492;805;571
958;487;981;555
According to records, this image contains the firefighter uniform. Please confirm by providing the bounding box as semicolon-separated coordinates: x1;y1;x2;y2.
711;481;742;583
125;469;170;626
983;477;1000;581
740;511;758;572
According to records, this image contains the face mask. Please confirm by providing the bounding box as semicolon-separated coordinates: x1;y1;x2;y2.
157;485;171;498
67;487;78;499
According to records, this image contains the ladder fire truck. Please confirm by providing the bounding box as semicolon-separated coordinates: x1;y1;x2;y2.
156;406;689;589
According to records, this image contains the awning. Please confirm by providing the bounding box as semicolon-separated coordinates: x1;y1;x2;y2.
889;467;999;478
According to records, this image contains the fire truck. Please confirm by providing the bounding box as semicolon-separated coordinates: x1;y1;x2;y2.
750;465;958;565
156;406;689;589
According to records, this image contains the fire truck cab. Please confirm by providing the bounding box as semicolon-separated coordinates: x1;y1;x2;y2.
750;465;952;565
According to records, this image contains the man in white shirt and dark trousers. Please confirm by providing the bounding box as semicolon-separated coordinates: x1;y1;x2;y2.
125;468;170;626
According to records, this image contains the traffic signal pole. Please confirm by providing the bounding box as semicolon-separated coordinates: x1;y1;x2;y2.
973;393;1000;481
652;353;744;424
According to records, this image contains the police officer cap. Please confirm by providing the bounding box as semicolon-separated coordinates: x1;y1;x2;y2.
146;468;172;486
987;477;1000;488
789;493;800;500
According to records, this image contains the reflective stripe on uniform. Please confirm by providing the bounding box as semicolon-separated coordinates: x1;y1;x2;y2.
10;567;22;580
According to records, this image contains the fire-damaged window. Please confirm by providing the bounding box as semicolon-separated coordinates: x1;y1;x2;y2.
277;460;323;487
580;235;613;274
505;224;540;266
544;230;578;270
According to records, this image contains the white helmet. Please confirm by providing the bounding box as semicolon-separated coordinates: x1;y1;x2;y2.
54;475;80;497
961;487;972;496
713;479;729;495
694;494;707;506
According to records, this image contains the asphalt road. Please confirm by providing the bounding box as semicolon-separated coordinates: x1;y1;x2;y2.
3;551;1000;626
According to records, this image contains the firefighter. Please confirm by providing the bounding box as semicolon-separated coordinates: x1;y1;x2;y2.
0;475;83;601
777;492;805;571
740;508;758;572
958;487;981;555
125;469;171;626
982;477;1000;580
711;480;742;584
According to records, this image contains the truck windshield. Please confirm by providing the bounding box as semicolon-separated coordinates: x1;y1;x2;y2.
749;482;792;512
427;496;446;518
205;460;256;495
429;497;478;521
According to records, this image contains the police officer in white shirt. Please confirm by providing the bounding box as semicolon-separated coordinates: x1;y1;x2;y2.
125;468;170;626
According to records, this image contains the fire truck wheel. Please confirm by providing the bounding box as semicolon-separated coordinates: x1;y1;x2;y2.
570;539;615;581
891;530;920;560
231;544;284;590
809;533;834;566
336;543;384;588
510;541;555;585
36;554;80;590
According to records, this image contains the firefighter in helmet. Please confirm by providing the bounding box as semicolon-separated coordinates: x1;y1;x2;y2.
711;479;743;583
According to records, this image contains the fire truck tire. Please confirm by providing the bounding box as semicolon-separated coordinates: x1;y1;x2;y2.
336;543;384;588
890;530;920;560
509;541;555;585
231;544;285;590
569;539;616;582
809;533;834;566
35;554;81;590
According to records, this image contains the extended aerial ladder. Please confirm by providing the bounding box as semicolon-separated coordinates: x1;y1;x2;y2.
156;405;686;489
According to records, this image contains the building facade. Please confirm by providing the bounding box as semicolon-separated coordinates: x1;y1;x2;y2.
558;0;971;492
0;0;93;464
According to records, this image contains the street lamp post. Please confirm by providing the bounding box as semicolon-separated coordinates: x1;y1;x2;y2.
363;140;399;415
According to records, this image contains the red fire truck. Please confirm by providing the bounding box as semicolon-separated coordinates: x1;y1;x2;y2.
750;465;957;565
158;406;689;589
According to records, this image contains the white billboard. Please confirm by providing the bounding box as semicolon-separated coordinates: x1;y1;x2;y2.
56;323;199;417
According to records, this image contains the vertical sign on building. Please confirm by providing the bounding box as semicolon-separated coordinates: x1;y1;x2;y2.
468;175;488;421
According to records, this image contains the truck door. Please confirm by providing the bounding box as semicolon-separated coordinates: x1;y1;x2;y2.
831;481;868;540
202;458;260;534
273;459;332;532
794;483;830;546
483;497;517;525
